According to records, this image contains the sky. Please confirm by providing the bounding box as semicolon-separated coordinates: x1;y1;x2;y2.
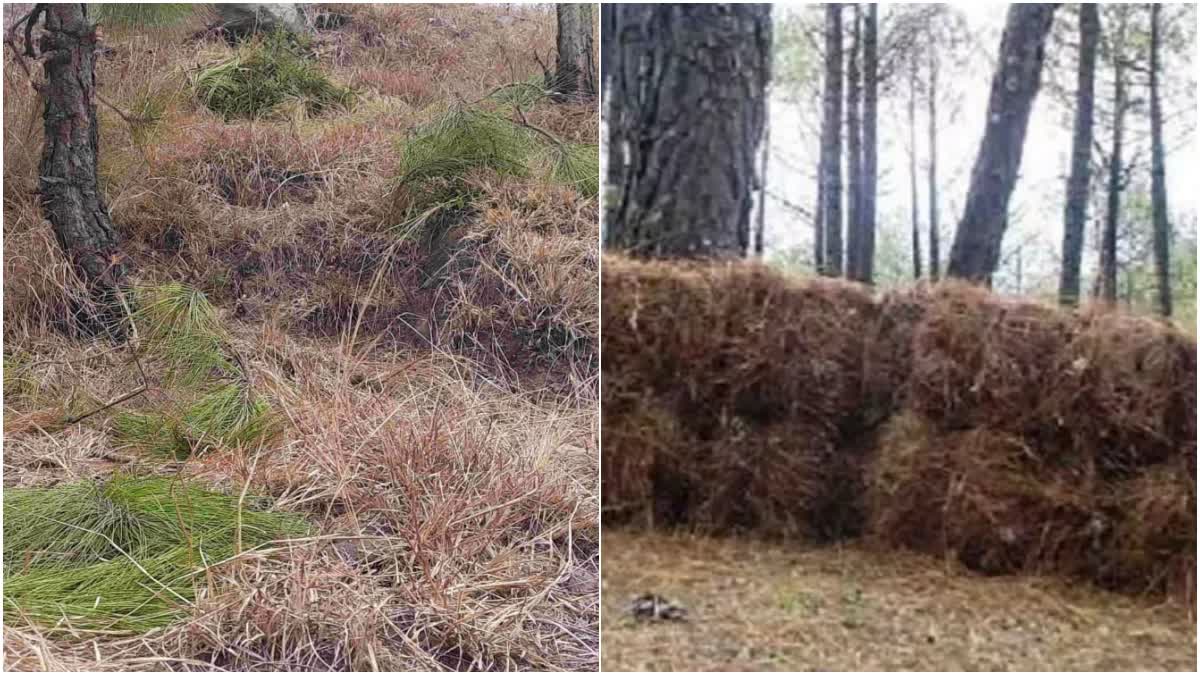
762;2;1198;294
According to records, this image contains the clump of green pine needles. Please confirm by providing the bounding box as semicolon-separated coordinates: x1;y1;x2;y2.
390;92;598;235
3;475;308;633
194;32;355;120
92;3;200;29
113;284;279;457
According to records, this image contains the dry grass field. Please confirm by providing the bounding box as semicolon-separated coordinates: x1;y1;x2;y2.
602;531;1196;671
3;4;598;671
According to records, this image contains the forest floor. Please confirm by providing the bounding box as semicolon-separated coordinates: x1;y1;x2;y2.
601;531;1197;671
4;4;597;671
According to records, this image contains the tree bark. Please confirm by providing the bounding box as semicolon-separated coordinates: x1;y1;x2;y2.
601;4;621;235
845;5;864;281
1149;3;1172;317
908;64;922;279
604;4;772;258
554;4;596;101
926;48;941;281
861;3;878;285
755;112;770;258
1058;3;1098;307
37;3;127;335
814;159;825;272
1099;32;1126;305
946;3;1058;283
820;4;844;275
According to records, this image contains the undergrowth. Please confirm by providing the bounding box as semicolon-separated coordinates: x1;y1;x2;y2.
3;475;308;633
391;99;598;233
92;3;200;28
194;33;355;119
114;284;278;456
3;4;598;670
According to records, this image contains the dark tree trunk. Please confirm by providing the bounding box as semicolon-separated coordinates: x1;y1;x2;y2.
861;3;878;285
908;65;922;279
946;3;1058;283
37;4;127;335
604;4;771;258
927;49;941;281
845;5;863;281
1149;3;1172;317
554;4;596;100
1100;43;1126;304
1058;3;1098;307
820;4;844;275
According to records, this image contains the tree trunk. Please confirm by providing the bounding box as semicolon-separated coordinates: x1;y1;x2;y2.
845;5;863;281
861;3;878;285
604;4;772;258
814;160;825;272
37;4;127;335
755;113;770;258
820;4;844;275
1149;3;1172;317
908;65;922;279
946;3;1058;283
926;49;941;281
554;4;596;101
1100;40;1126;304
1058;3;1098;307
601;4;621;235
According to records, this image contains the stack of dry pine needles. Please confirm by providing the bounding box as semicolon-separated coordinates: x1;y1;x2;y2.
601;254;1196;607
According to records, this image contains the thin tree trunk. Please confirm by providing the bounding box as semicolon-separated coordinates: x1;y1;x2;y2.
605;4;772;258
814;161;825;272
1100;44;1126;304
946;3;1058;283
927;49;941;281
601;4;621;234
845;5;863;281
1149;3;1172;317
554;4;596;100
861;3;878;285
603;91;622;236
37;3;127;335
1058;3;1099;307
755;114;770;257
820;4;844;275
909;65;922;279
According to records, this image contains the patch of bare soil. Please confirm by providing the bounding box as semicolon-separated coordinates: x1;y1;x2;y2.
601;530;1197;672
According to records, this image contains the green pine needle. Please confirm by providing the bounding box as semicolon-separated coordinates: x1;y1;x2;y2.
91;4;199;28
133;283;235;388
3;475;308;633
194;33;355;120
114;385;279;457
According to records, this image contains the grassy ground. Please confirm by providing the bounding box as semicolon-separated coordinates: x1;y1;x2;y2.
601;531;1196;671
4;4;597;671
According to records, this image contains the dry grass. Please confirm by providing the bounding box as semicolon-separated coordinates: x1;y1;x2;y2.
4;4;597;671
601;530;1197;672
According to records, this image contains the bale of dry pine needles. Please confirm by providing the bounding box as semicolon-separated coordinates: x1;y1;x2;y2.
602;255;877;430
601;255;875;537
1102;459;1196;606
864;413;1103;578
905;282;1076;436
1045;311;1196;476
